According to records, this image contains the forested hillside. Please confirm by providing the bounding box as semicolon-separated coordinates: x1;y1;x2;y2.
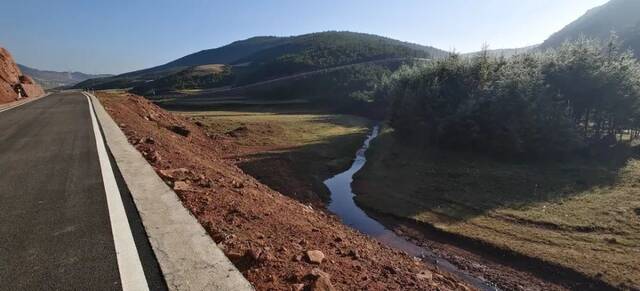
384;38;640;159
75;31;446;90
162;36;284;68
131;64;233;95
541;0;640;57
239;62;401;117
229;31;443;85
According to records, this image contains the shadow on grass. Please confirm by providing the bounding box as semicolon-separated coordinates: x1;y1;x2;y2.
167;103;372;206
358;204;621;291
351;130;638;290
234;131;370;204
354;129;640;223
159;98;378;123
150;91;378;119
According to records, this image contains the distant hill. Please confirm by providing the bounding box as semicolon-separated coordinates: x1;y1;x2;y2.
541;0;640;57
464;45;539;58
74;31;447;90
159;36;284;69
18;64;112;89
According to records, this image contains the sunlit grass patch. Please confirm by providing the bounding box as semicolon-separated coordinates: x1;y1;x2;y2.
179;109;372;202
355;126;640;288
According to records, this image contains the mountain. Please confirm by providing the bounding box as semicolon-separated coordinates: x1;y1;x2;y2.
17;64;112;89
0;48;44;104
158;36;284;69
541;0;640;57
74;31;447;90
464;45;539;58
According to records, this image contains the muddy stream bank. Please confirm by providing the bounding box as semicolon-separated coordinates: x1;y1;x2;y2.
324;126;498;291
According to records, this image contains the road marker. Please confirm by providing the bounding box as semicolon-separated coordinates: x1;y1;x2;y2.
85;92;149;291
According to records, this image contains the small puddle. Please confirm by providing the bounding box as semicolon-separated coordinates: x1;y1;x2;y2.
325;126;497;291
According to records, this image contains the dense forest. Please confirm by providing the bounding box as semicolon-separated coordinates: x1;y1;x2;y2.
384;38;640;159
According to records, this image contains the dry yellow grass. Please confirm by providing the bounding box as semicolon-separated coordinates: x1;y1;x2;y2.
179;110;369;148
178;109;371;202
356;126;640;289
192;64;225;74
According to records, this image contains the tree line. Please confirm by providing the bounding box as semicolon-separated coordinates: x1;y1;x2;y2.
382;38;640;159
242;62;397;117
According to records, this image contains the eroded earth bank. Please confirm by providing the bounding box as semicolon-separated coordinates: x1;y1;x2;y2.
97;92;473;291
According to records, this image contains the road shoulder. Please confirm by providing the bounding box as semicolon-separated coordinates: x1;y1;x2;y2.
87;92;253;291
0;93;50;113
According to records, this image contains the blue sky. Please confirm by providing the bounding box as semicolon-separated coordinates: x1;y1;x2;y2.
0;0;608;74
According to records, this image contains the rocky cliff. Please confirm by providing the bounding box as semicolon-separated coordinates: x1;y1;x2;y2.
0;48;44;104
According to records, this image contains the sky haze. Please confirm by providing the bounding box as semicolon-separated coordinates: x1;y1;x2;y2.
0;0;609;74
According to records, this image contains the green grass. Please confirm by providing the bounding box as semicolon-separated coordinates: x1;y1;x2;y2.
178;109;371;201
355;126;640;289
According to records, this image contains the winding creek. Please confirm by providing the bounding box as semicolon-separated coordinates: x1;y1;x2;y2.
325;126;497;291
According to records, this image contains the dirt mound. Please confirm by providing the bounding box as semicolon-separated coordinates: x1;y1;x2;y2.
0;47;44;104
226;126;249;137
96;91;472;291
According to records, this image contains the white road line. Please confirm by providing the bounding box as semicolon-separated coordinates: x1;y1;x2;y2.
0;93;50;113
85;92;149;291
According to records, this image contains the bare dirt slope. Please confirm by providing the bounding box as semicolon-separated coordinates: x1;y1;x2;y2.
97;91;472;291
0;47;44;104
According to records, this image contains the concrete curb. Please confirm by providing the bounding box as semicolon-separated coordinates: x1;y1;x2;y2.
88;93;254;291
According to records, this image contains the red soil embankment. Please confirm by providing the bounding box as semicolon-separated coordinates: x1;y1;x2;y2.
0;48;44;104
97;91;473;291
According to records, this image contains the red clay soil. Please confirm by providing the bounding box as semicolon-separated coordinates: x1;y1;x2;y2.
97;92;473;291
0;47;21;104
0;47;44;104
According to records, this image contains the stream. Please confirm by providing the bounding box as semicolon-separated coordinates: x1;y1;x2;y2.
324;126;497;291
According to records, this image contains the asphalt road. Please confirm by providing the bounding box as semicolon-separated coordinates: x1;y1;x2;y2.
0;92;165;290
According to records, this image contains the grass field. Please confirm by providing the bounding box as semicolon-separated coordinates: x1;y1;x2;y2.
178;108;371;202
355;126;640;289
